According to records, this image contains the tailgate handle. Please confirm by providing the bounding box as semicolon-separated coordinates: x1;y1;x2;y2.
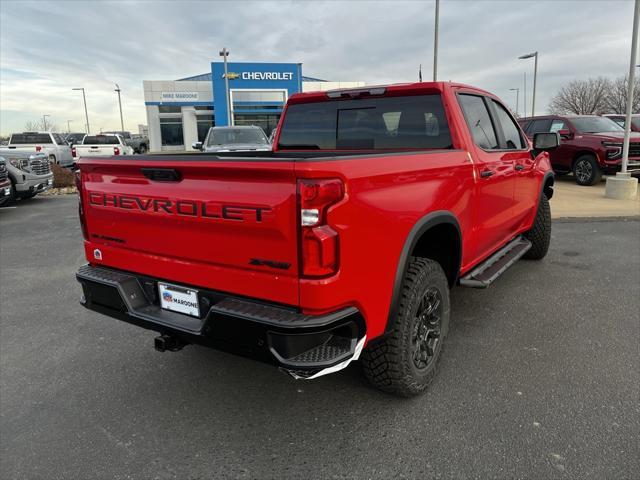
141;168;182;182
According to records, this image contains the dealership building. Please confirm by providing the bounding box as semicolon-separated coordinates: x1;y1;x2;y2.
143;62;364;152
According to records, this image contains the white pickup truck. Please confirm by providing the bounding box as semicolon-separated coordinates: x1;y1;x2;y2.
7;132;74;167
73;134;134;159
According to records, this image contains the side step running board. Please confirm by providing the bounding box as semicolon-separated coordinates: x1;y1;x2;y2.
460;236;532;288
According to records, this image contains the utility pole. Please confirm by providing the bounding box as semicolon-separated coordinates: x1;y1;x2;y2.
523;73;527;118
433;0;440;81
509;88;520;116
67;120;73;133
219;47;232;125
605;0;639;199
115;84;124;132
73;88;90;134
42;114;50;131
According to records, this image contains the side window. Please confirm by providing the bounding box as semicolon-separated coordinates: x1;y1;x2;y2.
549;120;566;133
527;119;552;134
458;94;499;149
491;100;525;149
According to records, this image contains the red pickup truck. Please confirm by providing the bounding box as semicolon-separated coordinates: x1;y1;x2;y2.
76;82;557;396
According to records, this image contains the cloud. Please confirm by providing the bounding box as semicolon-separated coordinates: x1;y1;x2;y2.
0;0;635;135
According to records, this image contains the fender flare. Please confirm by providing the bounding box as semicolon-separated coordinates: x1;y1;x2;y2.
541;171;555;200
384;210;461;335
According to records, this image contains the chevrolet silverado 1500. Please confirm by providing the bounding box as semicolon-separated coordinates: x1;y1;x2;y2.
76;82;557;396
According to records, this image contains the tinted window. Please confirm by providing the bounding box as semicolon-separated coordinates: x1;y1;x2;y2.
10;133;52;144
491;100;525;149
278;95;452;150
458;94;498;149
550;120;566;132
570;117;623;133
527;119;552;134
83;136;120;145
53;133;67;145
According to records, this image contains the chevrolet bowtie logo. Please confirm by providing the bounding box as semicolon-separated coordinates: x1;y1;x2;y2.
224;72;240;80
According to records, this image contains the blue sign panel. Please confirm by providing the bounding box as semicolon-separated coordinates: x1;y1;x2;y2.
211;62;302;126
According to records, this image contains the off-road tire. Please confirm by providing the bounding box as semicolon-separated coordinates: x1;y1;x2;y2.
523;194;551;260
573;154;602;186
361;257;450;397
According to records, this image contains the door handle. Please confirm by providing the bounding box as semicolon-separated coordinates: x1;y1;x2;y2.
515;164;525;171
480;169;494;178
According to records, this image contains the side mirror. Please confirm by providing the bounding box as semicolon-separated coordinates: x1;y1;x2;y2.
192;142;203;151
557;129;572;139
533;132;560;151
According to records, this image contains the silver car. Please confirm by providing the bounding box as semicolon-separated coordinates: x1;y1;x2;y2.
193;126;271;153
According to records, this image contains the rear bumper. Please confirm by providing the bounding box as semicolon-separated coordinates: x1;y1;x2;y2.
76;264;366;378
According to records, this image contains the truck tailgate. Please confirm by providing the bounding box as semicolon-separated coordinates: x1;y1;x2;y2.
80;158;299;305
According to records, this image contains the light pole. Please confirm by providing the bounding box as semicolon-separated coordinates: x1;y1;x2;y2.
72;88;90;134
42;114;50;131
523;72;527;118
67;120;73;133
509;88;520;116
605;0;639;199
433;0;440;81
114;84;125;132
518;52;538;116
219;47;232;125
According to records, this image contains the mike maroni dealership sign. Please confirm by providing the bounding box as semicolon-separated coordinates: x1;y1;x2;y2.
161;92;199;102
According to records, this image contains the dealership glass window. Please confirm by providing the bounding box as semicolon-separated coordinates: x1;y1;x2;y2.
158;105;182;113
159;118;184;146
232;91;287;103
278;94;452;150
234;114;280;137
197;114;215;142
458;94;499;150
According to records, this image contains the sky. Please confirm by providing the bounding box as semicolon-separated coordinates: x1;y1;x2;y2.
0;0;636;136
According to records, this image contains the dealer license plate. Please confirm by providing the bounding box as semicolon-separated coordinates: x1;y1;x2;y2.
158;282;200;317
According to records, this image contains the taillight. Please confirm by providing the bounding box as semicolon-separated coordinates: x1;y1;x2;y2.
35;145;42;152
114;147;120;155
298;178;344;277
71;147;77;158
75;170;88;240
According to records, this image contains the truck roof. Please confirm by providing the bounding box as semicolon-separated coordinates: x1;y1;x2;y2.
287;81;493;104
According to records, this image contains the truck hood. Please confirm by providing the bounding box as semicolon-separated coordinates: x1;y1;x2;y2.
584;131;640;142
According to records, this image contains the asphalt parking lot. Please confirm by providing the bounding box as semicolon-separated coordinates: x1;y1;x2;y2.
1;195;639;480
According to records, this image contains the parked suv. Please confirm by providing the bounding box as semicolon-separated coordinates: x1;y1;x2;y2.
103;131;149;154
7;132;74;167
0;150;53;203
518;115;640;185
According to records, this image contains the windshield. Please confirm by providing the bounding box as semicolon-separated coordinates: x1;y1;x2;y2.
571;117;624;133
207;128;268;146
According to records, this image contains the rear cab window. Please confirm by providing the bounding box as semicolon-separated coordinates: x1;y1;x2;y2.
83;136;120;145
277;94;453;150
10;133;53;144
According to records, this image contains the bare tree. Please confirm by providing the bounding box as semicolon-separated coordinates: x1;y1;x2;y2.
604;75;640;114
548;77;611;115
24;119;60;132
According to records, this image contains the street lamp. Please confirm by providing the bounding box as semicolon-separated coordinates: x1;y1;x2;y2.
219;47;232;125
433;0;440;81
518;52;538;116
114;84;125;132
509;88;520;117
72;87;90;134
67;120;73;133
42;114;50;131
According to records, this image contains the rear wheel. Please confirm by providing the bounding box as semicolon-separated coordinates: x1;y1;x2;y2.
573;155;602;186
361;257;450;397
